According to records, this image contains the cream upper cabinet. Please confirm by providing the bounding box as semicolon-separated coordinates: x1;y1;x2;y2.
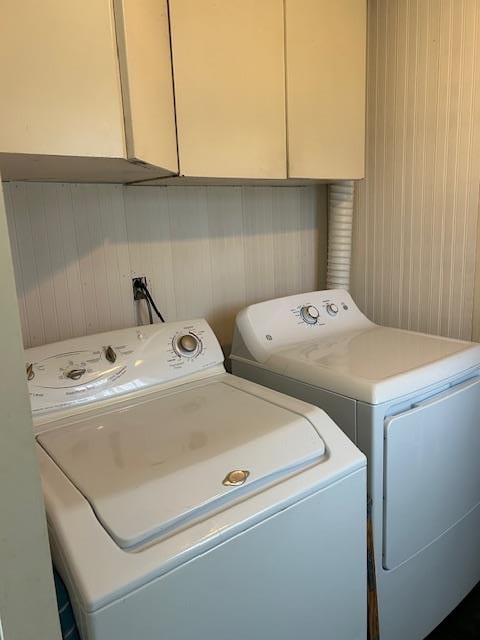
0;0;365;183
285;0;366;180
0;0;124;158
114;0;178;173
169;0;287;180
0;0;177;182
152;0;366;184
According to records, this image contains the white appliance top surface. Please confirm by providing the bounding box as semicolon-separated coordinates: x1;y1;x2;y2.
25;319;225;418
37;379;325;549
38;372;365;612
232;290;480;404
31;321;366;611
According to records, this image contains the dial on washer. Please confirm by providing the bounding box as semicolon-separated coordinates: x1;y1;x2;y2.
176;333;199;355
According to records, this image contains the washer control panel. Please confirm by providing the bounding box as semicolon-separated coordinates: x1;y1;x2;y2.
233;289;374;363
26;319;224;416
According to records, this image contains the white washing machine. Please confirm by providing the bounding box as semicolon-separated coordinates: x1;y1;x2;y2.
26;318;366;640
231;290;480;640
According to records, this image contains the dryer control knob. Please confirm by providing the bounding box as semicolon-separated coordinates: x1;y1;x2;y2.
300;305;320;325
326;303;339;316
177;334;199;355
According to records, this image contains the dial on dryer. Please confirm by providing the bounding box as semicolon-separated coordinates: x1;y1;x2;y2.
300;305;320;325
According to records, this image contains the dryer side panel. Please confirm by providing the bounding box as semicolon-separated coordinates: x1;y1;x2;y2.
231;360;356;441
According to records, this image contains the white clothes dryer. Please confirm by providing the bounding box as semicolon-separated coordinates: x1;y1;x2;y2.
231;290;480;640
27;318;366;640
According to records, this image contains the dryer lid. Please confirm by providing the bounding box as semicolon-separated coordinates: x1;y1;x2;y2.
269;326;480;404
37;381;325;549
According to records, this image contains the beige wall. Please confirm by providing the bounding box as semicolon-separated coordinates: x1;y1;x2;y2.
0;178;61;640
352;0;480;340
5;182;326;350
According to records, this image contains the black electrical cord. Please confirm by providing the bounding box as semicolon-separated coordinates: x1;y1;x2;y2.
139;283;165;323
133;279;165;323
145;296;154;325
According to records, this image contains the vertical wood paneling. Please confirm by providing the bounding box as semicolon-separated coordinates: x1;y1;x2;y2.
6;182;325;349
96;185;134;330
124;186;177;324
391;0;409;329
300;186;324;291
70;184;132;336
42;184;77;341
241;187;276;304
25;184;60;345
167;187;215;321
71;185;110;334
352;0;480;340
4;184;30;345
47;184;88;340
272;188;308;295
206;187;246;345
9;183;48;346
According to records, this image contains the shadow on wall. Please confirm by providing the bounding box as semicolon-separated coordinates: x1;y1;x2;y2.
4;182;327;349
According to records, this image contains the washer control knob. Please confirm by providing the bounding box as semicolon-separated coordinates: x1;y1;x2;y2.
178;334;199;354
104;345;117;363
65;368;86;381
326;303;339;316
300;305;320;325
26;363;34;381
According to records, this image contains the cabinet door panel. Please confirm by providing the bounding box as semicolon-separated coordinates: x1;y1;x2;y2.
0;0;125;158
286;0;366;179
114;0;178;173
170;0;286;179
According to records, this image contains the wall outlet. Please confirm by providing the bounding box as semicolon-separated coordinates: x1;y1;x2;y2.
132;276;148;301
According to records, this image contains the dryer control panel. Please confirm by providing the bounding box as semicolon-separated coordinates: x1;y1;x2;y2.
26;319;225;416
232;290;374;364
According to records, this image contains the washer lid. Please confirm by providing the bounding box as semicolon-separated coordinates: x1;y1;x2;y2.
37;381;325;549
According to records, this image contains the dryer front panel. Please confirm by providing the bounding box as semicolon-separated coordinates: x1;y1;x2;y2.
383;377;480;570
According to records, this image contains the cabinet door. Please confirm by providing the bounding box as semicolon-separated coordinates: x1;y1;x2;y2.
285;0;366;179
0;0;125;158
114;0;178;173
169;0;286;179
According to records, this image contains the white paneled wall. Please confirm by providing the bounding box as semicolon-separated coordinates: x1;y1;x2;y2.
352;0;480;340
5;182;325;349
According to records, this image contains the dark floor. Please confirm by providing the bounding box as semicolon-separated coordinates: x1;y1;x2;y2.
426;582;480;639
